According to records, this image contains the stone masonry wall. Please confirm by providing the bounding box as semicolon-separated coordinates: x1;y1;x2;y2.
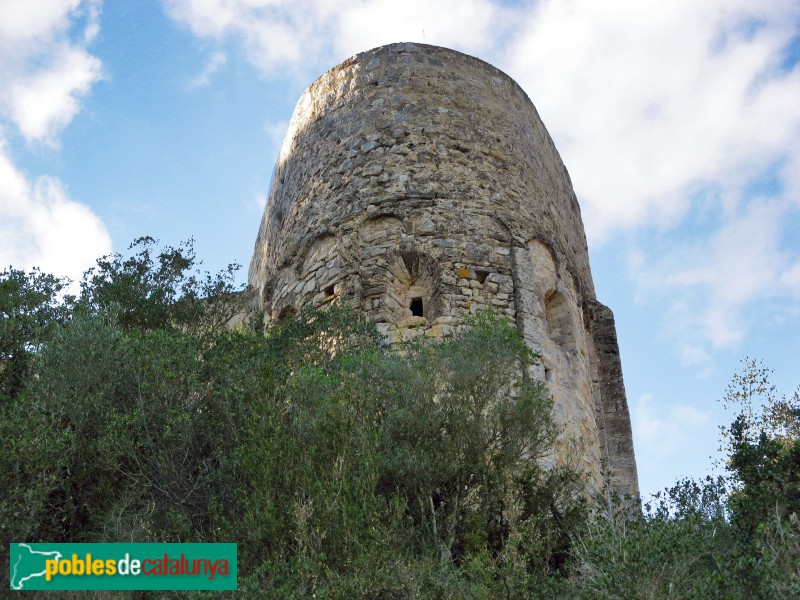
249;43;639;500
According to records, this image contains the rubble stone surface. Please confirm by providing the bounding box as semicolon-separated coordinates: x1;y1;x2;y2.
249;43;639;499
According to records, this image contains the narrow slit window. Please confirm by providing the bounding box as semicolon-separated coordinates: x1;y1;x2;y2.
410;297;424;317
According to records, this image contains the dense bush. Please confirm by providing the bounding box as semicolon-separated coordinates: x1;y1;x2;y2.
1;240;587;598
571;360;800;599
0;267;72;400
2;240;797;598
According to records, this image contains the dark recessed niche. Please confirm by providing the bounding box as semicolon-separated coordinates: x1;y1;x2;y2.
324;285;335;297
475;270;490;284
278;306;297;321
410;297;424;317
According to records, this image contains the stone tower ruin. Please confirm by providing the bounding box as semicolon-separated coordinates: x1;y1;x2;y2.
249;43;639;499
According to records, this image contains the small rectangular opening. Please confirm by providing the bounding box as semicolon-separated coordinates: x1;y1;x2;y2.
409;297;424;317
324;285;335;297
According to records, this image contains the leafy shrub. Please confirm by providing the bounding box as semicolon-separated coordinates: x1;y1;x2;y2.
1;243;588;597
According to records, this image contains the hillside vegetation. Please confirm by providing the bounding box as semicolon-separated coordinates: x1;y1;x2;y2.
1;238;797;598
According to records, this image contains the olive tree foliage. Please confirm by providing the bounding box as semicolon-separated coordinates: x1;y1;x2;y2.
719;358;800;523
572;477;735;599
374;319;559;562
79;236;245;333
1;240;589;598
0;267;73;400
570;359;800;600
0;240;251;580
237;311;588;598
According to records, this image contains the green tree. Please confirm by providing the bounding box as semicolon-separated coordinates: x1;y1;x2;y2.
571;476;737;599
720;359;800;595
1;240;590;598
569;359;800;599
374;314;569;565
236;311;588;597
0;266;76;578
1;241;253;585
0;267;72;400
79;236;245;333
720;359;800;529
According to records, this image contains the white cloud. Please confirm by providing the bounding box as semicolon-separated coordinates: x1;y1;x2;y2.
331;0;509;61
164;0;325;77
779;260;800;298
632;198;799;358
163;0;511;79
0;143;111;282
188;50;228;89
495;0;800;365
501;0;800;242
0;0;81;49
0;0;110;281
7;46;101;145
680;345;712;369
633;393;712;459
780;150;800;211
0;0;103;145
164;0;800;365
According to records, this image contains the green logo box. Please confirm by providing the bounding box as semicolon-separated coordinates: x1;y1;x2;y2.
10;543;237;591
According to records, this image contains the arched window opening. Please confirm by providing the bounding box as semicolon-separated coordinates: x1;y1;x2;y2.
545;290;574;348
410;297;424;317
380;250;441;323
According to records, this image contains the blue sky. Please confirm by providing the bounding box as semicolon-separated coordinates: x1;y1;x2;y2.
1;0;799;499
